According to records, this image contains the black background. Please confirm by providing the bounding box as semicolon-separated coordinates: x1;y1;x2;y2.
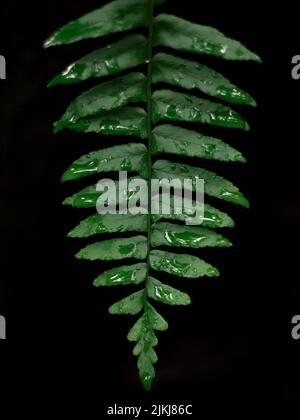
0;0;300;408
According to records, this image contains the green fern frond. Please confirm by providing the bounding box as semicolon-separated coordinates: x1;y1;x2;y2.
44;0;261;390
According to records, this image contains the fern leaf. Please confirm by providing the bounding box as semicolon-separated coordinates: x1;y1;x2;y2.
45;0;261;390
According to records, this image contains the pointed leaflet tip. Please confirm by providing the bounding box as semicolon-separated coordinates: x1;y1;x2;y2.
47;75;63;88
140;372;154;392
253;53;263;64
53;120;64;134
62;196;72;205
43;36;54;49
207;266;220;277
61;170;73;183
108;290;144;315
235;153;247;163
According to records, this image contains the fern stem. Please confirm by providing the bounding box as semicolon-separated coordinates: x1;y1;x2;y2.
145;0;155;309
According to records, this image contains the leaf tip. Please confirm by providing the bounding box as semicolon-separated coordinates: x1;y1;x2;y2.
53;120;63;134
239;194;250;208
235;153;247;163
255;54;263;64
186;296;192;305
217;237;232;247
207;266;220;277
244;121;250;131
75;250;83;259
43;31;64;49
67;228;77;238
243;199;250;209
93;278;101;287
108;305;116;315
61;171;71;183
62;197;71;206
47;77;59;88
43;37;54;49
140;373;154;392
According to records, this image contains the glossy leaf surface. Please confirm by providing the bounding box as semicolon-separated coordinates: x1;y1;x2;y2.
153;14;261;62
48;35;148;86
150;194;235;228
152;53;256;106
150;250;219;277
63;176;147;208
109;290;144;315
55;73;147;132
152;124;246;162
45;0;166;47
150;222;232;249
68;214;147;238
152;160;249;207
147;276;191;305
76;236;148;261
62;143;147;182
93;263;147;287
54;106;148;138
152;90;249;130
128;302;168;391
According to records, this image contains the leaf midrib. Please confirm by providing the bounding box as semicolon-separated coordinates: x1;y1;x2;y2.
145;0;155;313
